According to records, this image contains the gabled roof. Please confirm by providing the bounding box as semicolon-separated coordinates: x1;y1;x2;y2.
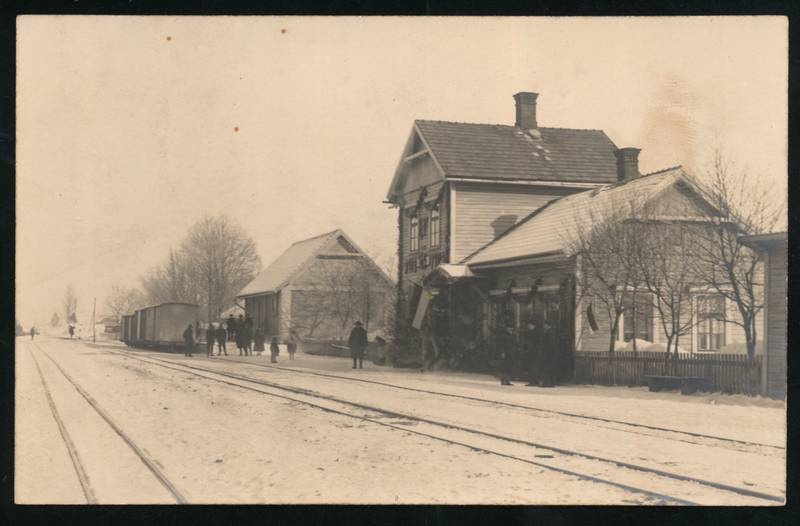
237;229;394;297
463;166;711;267
386;118;621;202
417;120;618;182
237;230;341;297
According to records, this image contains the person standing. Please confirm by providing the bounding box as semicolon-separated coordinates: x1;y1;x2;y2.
206;323;215;357
244;322;254;356
523;315;540;387
183;324;195;357
235;326;245;356
498;324;517;386
30;326;35;340
287;336;297;361
540;317;557;388
348;321;368;369
216;324;228;356
269;337;279;363
68;325;75;339
253;327;265;356
227;315;237;342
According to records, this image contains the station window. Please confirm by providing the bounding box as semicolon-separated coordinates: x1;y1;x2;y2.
697;295;725;351
430;205;440;247
410;215;419;253
622;293;653;343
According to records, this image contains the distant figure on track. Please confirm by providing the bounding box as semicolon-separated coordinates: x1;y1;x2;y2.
30;326;36;340
287;333;297;361
227;315;237;342
183;324;195;357
270;337;279;363
253;326;265;356
348;320;368;369
216;324;228;356
68;325;75;339
206;323;215;357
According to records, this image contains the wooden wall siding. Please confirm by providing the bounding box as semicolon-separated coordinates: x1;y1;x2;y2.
452;182;577;262
244;293;281;338
767;246;787;398
399;155;442;195
573;351;763;394
644;184;711;217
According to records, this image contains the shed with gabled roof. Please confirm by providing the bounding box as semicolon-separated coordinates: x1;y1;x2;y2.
237;229;395;341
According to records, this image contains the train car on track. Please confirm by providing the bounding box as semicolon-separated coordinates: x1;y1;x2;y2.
127;302;200;350
120;314;133;344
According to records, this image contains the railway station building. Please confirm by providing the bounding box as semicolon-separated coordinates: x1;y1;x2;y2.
387;91;769;386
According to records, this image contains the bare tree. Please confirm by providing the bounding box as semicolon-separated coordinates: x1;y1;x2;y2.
181;215;261;322
686;154;785;360
569;199;644;354
140;215;261;322
106;283;145;319
294;256;392;340
64;284;78;323
634;217;697;371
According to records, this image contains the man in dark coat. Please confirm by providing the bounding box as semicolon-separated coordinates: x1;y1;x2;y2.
206;323;215;357
183;324;195;357
348;321;368;369
227;315;237;342
30;326;35;340
540;319;557;387
243;323;254;356
523;315;540;387
216;324;227;356
498;324;516;386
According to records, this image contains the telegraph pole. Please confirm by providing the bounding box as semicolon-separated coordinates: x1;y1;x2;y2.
92;297;96;344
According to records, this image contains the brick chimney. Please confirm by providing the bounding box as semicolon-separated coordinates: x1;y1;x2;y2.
614;147;641;181
513;92;538;129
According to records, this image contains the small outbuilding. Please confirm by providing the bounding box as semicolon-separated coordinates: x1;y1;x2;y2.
236;229;395;341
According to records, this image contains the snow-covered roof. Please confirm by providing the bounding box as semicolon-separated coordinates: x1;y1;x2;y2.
464;166;690;267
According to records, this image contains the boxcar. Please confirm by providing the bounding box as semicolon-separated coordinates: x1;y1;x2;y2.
130;302;199;348
120;314;133;344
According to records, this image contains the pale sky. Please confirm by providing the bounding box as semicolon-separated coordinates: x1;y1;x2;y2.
16;16;788;327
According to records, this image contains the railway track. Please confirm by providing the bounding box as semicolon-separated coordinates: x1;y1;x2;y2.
29;342;187;504
214;356;783;455
109;348;784;505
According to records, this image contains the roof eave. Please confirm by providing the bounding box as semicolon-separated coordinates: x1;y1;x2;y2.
468;250;568;270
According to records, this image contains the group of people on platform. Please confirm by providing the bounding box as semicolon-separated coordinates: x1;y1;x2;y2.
182;317;369;370
497;312;559;387
182;313;297;363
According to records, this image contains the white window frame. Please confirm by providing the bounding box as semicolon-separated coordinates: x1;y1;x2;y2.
616;289;654;345
410;214;419;253
694;293;726;352
430;204;441;248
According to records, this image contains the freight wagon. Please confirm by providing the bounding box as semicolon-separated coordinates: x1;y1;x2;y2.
121;302;200;349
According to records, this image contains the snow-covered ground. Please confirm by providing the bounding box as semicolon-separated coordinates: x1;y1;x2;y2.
15;336;785;505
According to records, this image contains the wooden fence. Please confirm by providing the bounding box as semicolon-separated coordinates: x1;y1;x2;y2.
572;351;762;395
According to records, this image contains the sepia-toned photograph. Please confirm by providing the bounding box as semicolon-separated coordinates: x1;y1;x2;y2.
14;15;787;505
